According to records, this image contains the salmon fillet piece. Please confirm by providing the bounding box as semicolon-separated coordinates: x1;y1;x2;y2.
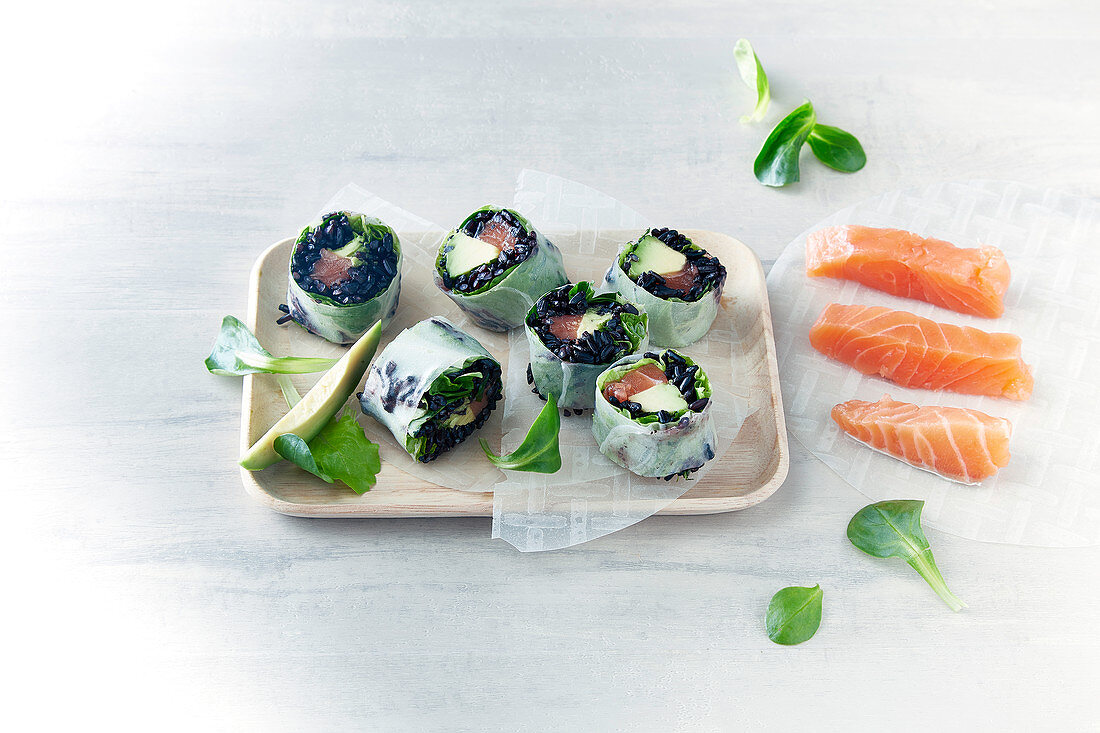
603;362;668;403
310;247;354;287
832;396;1012;484
809;304;1033;400
806;225;1010;318
477;215;520;251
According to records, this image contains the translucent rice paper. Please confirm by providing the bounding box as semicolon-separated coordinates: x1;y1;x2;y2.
491;170;750;552
359;316;498;459
286;214;402;344
523;288;649;410
434;209;568;331
601;241;721;348
767;180;1100;548
592;354;718;478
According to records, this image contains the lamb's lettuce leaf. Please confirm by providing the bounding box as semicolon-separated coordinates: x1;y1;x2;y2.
734;39;770;123
480;394;561;473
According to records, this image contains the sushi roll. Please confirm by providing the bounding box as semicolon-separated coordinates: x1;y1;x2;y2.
524;282;649;411
592;349;717;479
602;227;726;348
358;317;502;463
286;211;402;344
434;206;568;332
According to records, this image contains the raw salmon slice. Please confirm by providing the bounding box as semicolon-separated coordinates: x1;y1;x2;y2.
809;303;1033;400
548;314;584;340
658;262;700;292
310;247;354;287
832;396;1011;484
477;215;520;251
806;225;1010;318
603;362;668;403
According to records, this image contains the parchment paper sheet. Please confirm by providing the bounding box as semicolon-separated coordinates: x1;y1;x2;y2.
767;181;1100;548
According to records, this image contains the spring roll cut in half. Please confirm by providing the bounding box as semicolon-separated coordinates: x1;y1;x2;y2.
592;349;718;479
358;317;503;463
434;206;568;331
286;212;402;344
524;282;648;411
602;228;726;348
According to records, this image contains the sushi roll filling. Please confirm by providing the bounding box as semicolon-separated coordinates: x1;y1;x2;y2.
526;283;645;366
291;212;399;306
406;357;503;463
621;228;726;303
601;350;711;423
436;208;539;295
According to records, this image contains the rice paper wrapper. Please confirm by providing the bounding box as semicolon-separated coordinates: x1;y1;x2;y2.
524;299;649;410
435;218;568;332
359;316;497;458
286;214;403;344
601;255;720;348
591;357;717;478
767;180;1100;548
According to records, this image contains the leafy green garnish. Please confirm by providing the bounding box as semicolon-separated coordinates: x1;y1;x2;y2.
479;394;562;473
765;585;823;645
754;101;817;187
205;316;338;376
808;123;867;173
273;433;333;482
597;352;710;425
847;500;966;612
750;95;866;186
275;411;381;494
734;38;770;123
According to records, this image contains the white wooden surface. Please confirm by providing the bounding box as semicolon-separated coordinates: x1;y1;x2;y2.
3;2;1099;730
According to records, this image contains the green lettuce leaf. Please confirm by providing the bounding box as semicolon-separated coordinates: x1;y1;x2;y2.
734;39;770;123
274;411;381;494
480;394;562;473
205;315;338;376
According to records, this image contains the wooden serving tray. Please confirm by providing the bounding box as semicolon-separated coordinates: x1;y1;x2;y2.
240;229;788;517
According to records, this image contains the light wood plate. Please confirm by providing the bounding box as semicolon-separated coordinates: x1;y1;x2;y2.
240;229;788;516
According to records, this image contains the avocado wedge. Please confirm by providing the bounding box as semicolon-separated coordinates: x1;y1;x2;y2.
240;320;382;470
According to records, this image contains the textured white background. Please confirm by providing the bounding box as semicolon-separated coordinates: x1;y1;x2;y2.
3;1;1100;730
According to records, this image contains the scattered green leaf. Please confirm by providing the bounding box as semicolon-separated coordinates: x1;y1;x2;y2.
310;411;382;494
274;433;333;482
734;38;770;124
754;101;817;186
808;123;866;173
847;500;966;612
479;393;562;473
765;584;823;645
274;411;381;494
205;315;338;376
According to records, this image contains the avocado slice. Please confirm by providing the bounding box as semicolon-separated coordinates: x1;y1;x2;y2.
631;382;689;414
239;320;383;470
577;310;612;336
445;232;501;277
627;234;687;278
